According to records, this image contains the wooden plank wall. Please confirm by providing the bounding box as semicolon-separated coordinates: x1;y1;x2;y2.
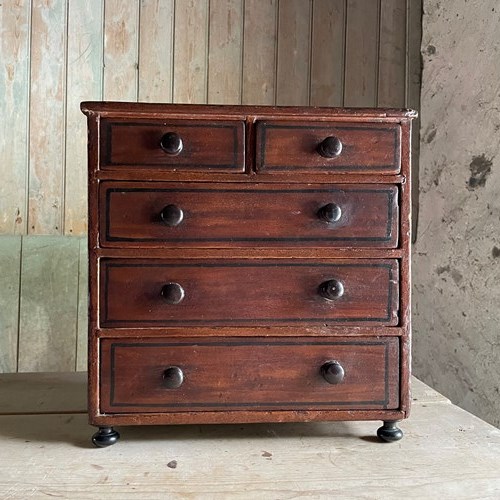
0;0;421;372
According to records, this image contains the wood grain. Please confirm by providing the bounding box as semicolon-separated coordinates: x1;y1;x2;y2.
276;0;312;105
100;336;400;412
0;237;22;372
101;181;399;249
173;0;209;103
310;0;345;106
378;0;406;107
64;0;103;236
0;0;30;234
103;0;139;100
138;0;174;103
242;0;277;105
207;0;244;104
28;0;67;234
76;237;88;372
18;236;79;372
344;0;380;107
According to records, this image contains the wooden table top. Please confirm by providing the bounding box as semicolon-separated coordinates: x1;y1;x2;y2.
0;372;499;498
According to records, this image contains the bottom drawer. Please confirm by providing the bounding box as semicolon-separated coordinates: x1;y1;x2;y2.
99;337;400;413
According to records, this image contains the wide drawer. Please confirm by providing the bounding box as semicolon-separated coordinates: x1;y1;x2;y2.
100;119;245;172
99;336;400;412
99;259;399;327
256;121;401;174
100;182;399;248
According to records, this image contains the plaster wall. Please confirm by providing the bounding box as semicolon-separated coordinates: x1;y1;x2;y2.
414;0;500;427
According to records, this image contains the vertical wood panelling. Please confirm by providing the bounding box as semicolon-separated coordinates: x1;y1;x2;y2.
0;3;422;373
310;0;345;107
138;0;174;102
207;0;244;104
173;0;209;103
103;0;139;100
76;237;88;371
0;0;30;235
0;237;22;373
28;0;67;234
64;0;104;235
18;236;79;372
242;0;277;105
276;0;312;106
378;0;406;107
407;0;422;239
344;0;380;107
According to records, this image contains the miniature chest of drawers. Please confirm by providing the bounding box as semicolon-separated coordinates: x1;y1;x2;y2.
81;102;416;447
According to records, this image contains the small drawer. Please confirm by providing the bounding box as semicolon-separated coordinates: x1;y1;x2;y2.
256;121;401;174
100;182;399;248
100;259;399;327
99;336;400;413
100;119;245;172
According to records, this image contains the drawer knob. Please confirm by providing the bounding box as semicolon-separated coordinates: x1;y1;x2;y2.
160;204;184;227
317;136;342;158
162;366;184;389
317;203;342;223
161;282;185;304
319;279;344;300
320;361;345;384
160;132;183;155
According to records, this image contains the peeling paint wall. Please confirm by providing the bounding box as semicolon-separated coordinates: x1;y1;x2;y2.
414;0;500;427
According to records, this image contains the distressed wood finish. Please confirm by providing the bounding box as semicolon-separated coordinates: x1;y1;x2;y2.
101;182;399;248
100;259;399;327
100;337;400;412
82;102;414;442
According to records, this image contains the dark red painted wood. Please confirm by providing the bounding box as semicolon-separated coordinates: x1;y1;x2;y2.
100;181;399;248
99;336;400;413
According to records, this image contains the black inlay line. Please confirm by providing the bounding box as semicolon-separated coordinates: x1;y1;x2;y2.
257;123;400;172
103;186;397;243
106;340;391;408
101;262;395;325
101;121;243;169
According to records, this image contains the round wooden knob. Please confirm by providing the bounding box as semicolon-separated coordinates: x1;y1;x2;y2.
320;361;345;384
319;279;344;300
162;366;184;389
317;203;342;223
161;282;185;304
160;204;184;227
317;136;342;158
160;132;183;155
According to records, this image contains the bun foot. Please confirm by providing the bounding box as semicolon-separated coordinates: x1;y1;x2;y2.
92;427;120;447
377;421;403;442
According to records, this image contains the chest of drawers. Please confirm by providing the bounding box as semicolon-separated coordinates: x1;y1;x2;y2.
81;102;416;447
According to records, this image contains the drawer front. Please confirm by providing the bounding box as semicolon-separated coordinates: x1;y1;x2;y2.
100;259;399;327
100;119;245;172
99;337;400;412
256;121;401;174
100;182;399;248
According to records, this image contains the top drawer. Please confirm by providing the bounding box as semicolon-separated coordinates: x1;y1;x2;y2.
100;119;245;172
256;121;401;174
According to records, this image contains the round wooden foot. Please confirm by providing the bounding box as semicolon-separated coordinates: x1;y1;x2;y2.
377;421;403;442
92;427;120;447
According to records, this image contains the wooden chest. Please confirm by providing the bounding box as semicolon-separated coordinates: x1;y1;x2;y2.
81;102;416;446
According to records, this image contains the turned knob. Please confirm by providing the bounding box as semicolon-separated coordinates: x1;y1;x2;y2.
320;361;345;384
162;366;184;389
319;279;344;300
317;203;342;223
160;204;184;227
317;136;342;158
160;132;183;155
161;282;185;304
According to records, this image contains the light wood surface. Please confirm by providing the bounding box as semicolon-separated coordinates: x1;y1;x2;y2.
0;373;499;498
